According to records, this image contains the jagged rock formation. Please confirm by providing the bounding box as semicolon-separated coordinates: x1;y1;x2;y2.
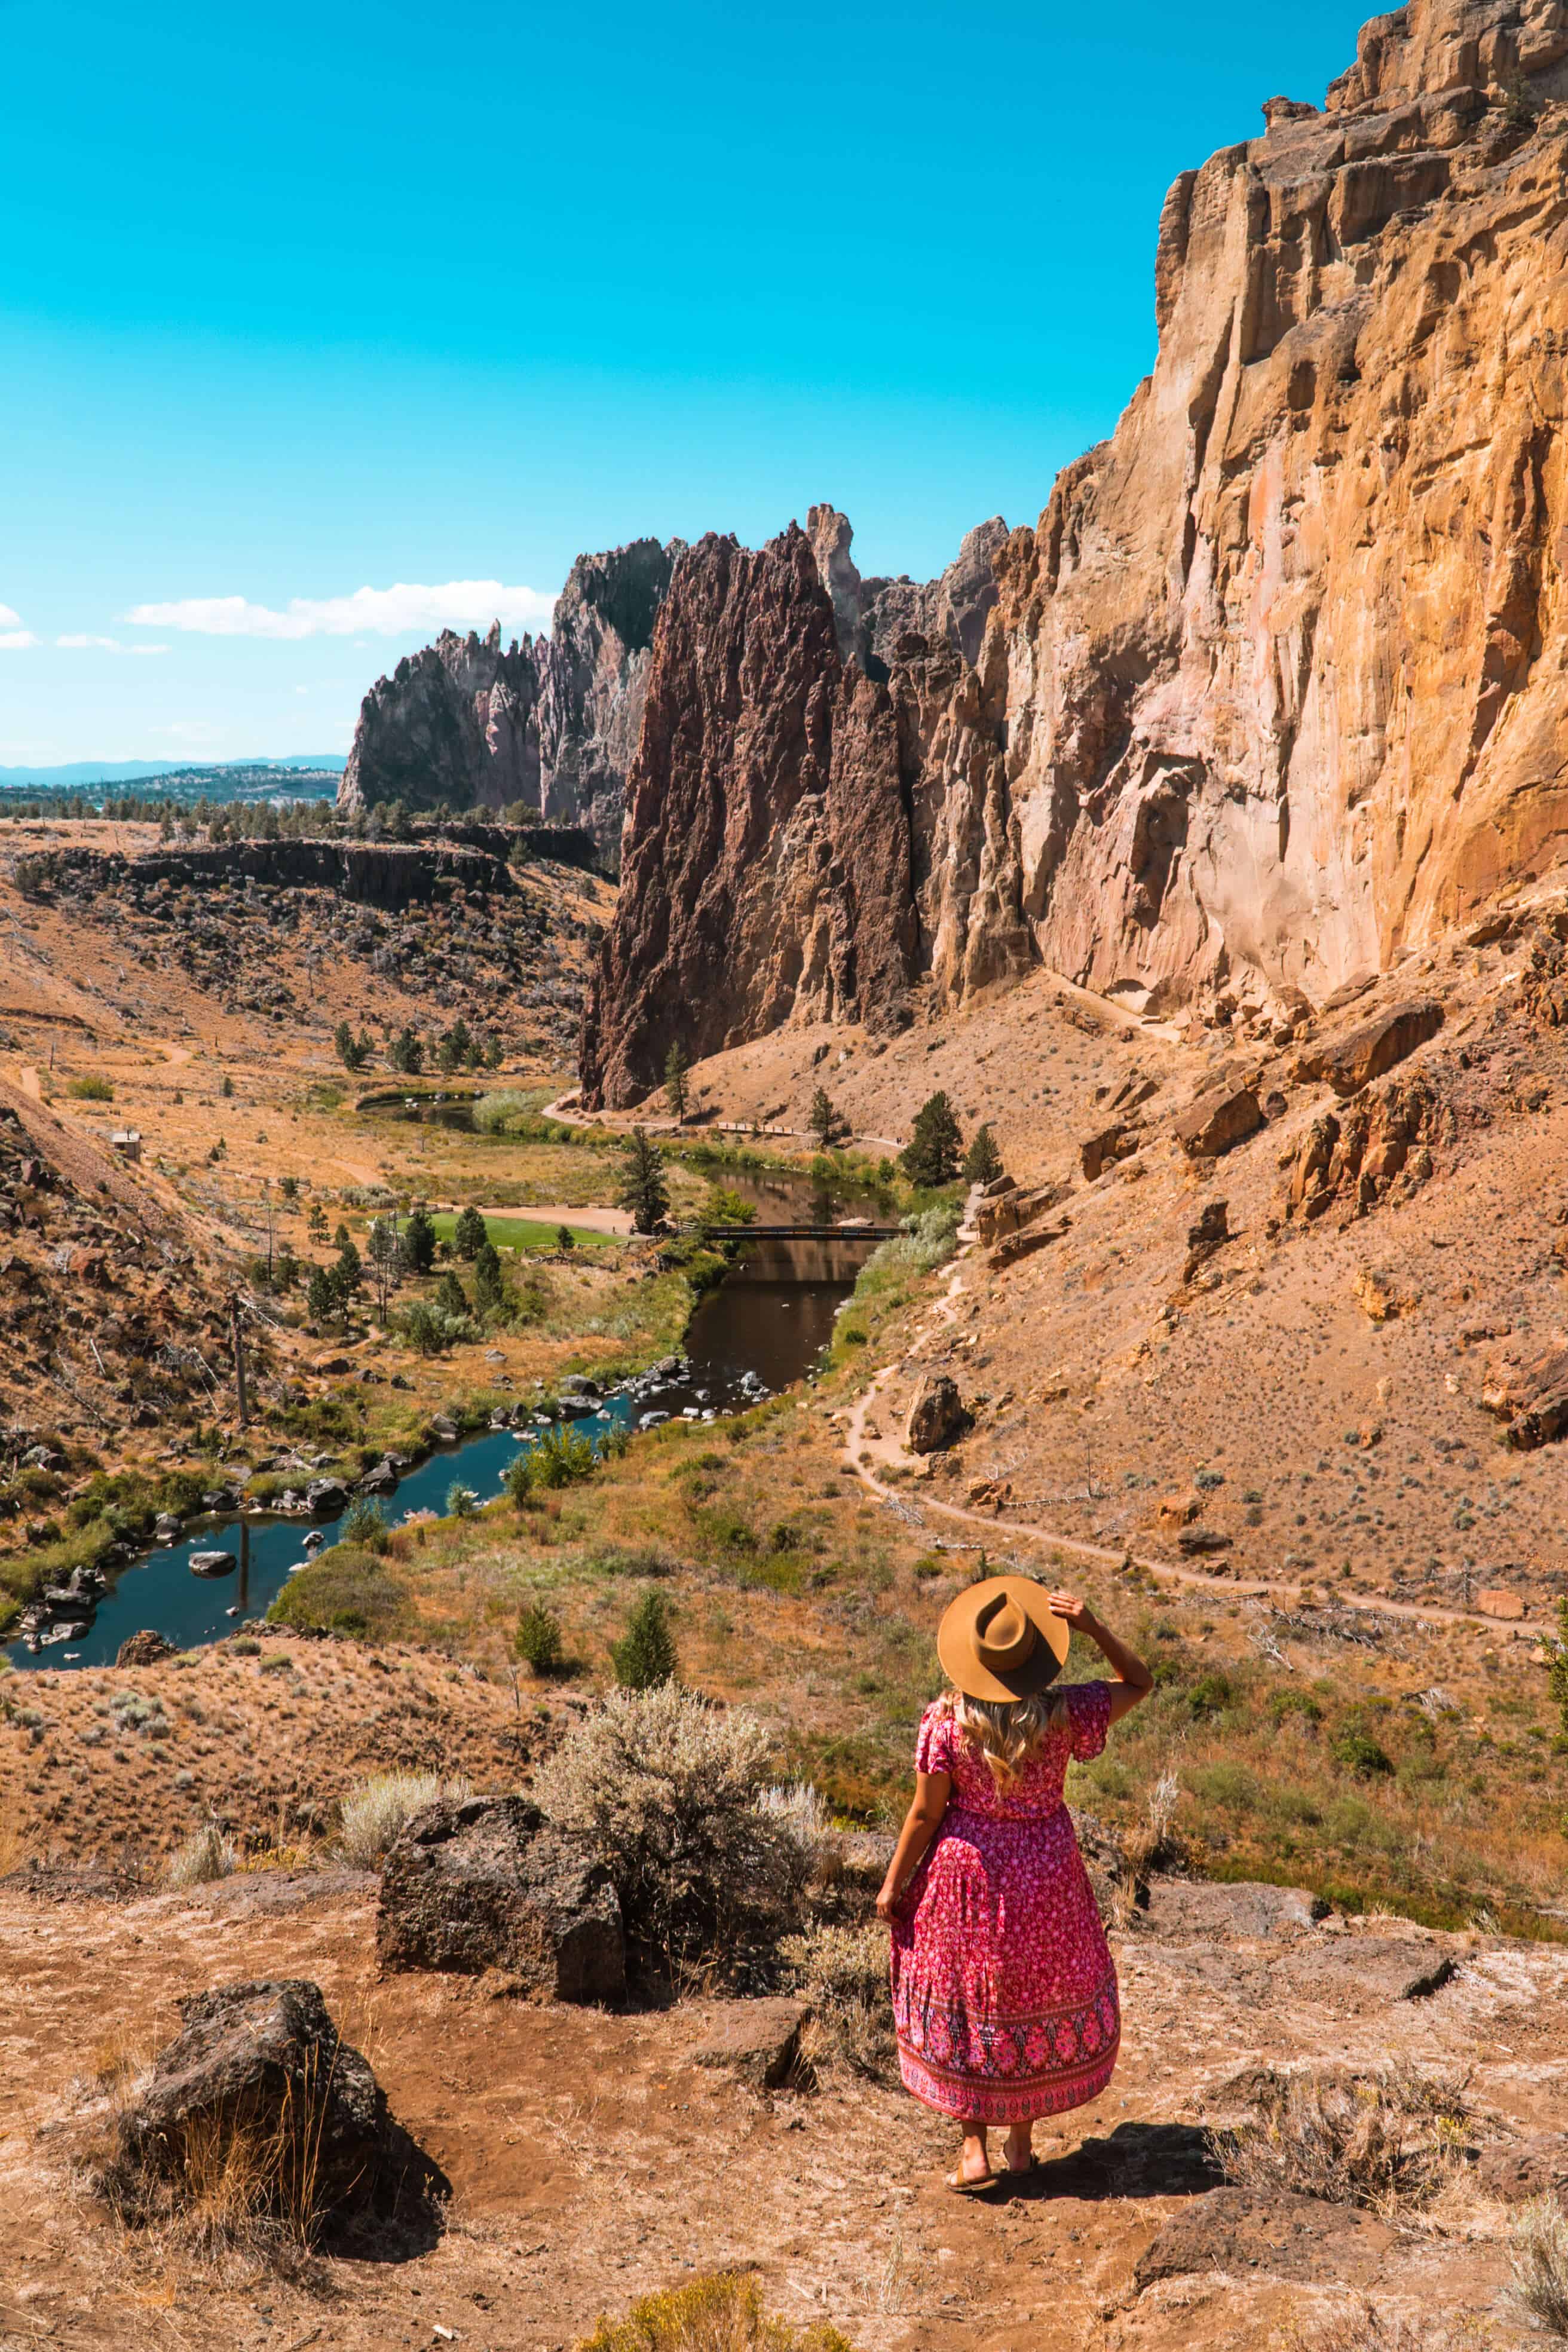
578;513;1020;1103
339;541;680;862
583;0;1568;1100
535;538;681;849
339;624;541;821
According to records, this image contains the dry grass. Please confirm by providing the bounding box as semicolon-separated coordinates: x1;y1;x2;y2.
165;1824;238;1888
1211;2065;1474;2216
574;2272;856;2351
1281;2299;1433;2352
335;1770;471;1869
1512;2199;1568;2338
781;1923;895;2082
76;2039;348;2270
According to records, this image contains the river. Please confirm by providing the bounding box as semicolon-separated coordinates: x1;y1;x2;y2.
7;1167;887;1672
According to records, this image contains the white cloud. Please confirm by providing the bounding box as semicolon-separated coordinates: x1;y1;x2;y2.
0;630;38;651
124;579;557;641
0;604;22;628
57;633;170;656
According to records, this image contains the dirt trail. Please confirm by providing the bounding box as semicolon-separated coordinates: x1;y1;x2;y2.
844;1223;1552;1640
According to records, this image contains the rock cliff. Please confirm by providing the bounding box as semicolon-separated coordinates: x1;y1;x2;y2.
339;539;680;862
583;0;1568;1102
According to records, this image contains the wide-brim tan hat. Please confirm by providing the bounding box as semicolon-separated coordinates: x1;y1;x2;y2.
936;1574;1070;1702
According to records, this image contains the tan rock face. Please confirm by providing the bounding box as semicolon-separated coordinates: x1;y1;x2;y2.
583;0;1568;1080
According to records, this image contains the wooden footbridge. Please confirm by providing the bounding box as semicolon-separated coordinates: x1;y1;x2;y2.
697;1221;900;1243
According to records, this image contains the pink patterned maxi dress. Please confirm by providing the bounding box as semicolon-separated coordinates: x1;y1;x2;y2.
889;1685;1119;2124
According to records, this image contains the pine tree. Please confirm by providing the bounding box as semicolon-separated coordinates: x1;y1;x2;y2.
557;1223;575;1251
433;1269;468;1318
963;1123;1003;1186
401;1206;436;1274
808;1085;843;1151
331;1237;362;1310
388;1026;423;1075
900;1091;963;1188
306;1264;334;1325
452;1205;488;1259
473;1241;505;1312
664;1039;690;1125
611;1590;678;1689
619;1128;671;1234
367;1218;402;1318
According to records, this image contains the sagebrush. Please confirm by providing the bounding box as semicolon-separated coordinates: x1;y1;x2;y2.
574;2271;856;2351
780;1922;895;2081
1512;2199;1568;2339
535;1685;806;1982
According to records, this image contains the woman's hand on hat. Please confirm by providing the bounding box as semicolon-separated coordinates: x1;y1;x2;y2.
1048;1589;1094;1628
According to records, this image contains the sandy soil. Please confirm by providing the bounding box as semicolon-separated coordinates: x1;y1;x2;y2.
0;1869;1556;2351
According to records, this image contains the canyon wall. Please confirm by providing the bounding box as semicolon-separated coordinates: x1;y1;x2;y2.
338;538;680;861
582;0;1568;1103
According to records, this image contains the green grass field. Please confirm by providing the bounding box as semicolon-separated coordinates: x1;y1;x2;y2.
428;1212;621;1255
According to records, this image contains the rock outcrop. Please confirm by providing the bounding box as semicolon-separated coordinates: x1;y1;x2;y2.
376;1795;626;2001
340;541;681;863
581;0;1568;1097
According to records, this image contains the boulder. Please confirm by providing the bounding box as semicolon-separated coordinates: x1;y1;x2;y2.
1479;2133;1568;2205
115;1630;176;1668
305;1477;348;1511
689;1997;810;2090
1301;998;1444;1097
376;1796;625;2002
1157;1491;1203;1527
1134;2187;1390;2290
987;1221;1068;1272
114;1979;391;2218
1476;1587;1525;1621
1183;1198;1230;1282
356;1460;399;1494
1079;1123;1138;1182
1173;1086;1263;1160
905;1374;972;1455
1499;1346;1568;1450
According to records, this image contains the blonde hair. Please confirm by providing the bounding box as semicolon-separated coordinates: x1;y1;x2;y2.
951;1687;1068;1791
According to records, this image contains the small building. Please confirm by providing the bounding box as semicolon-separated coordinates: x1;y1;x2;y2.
109;1128;143;1163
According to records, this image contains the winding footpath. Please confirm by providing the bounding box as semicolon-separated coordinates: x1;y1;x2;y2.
843;1217;1553;1643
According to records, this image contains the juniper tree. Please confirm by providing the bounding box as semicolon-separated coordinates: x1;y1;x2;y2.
619;1127;670;1235
664;1039;690;1125
901;1091;963;1188
401;1206;436;1275
473;1241;505;1312
808;1085;843;1152
611;1590;678;1690
452;1205;488;1260
962;1122;1003;1185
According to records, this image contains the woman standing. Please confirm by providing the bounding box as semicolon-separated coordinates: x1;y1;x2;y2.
876;1577;1153;2194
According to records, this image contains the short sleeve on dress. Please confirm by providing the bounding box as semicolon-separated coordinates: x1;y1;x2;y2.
915;1702;959;1777
1068;1680;1113;1762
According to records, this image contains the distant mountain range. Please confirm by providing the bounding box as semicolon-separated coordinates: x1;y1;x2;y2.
0;756;345;789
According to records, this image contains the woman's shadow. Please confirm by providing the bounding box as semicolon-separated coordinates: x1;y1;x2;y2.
1006;2121;1221;2202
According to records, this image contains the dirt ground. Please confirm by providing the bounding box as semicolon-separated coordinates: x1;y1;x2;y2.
0;1869;1558;2351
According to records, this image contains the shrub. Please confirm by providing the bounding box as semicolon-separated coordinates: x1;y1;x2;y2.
1512;2199;1568;2339
612;1591;678;1690
265;1548;407;1642
446;1483;478;1520
516;1601;564;1674
335;1770;471;1869
1187;1670;1233;1719
535;1685;807;1981
166;1823;238;1888
1333;1715;1395;1777
1211;2065;1472;2214
574;2274;856;2352
529;1423;597;1489
452;1205;488;1260
780;1921;895;2082
67;1073;116;1102
339;1497;390;1554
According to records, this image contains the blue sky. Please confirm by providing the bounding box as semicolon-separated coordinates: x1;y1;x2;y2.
0;0;1371;766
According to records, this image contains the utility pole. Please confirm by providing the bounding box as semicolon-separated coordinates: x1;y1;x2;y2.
231;1297;250;1429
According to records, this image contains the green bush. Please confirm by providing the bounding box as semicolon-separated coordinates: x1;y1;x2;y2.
611;1591;678;1689
67;1073;115;1101
1333;1717;1395;1777
1187;1670;1234;1719
574;2272;855;2352
266;1545;408;1641
516;1601;564;1674
446;1482;479;1519
339;1496;390;1554
529;1424;597;1489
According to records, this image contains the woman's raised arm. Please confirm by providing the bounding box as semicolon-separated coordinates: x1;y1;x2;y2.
1049;1591;1154;1726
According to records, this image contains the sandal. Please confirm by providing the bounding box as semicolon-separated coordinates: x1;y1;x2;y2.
945;2166;1002;2197
1003;2152;1040;2176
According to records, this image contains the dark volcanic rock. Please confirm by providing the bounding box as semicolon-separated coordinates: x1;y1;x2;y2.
536;538;682;852
376;1795;625;2001
117;1979;391;2214
115;1630;176;1668
1134;2186;1391;2290
905;1373;972;1454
